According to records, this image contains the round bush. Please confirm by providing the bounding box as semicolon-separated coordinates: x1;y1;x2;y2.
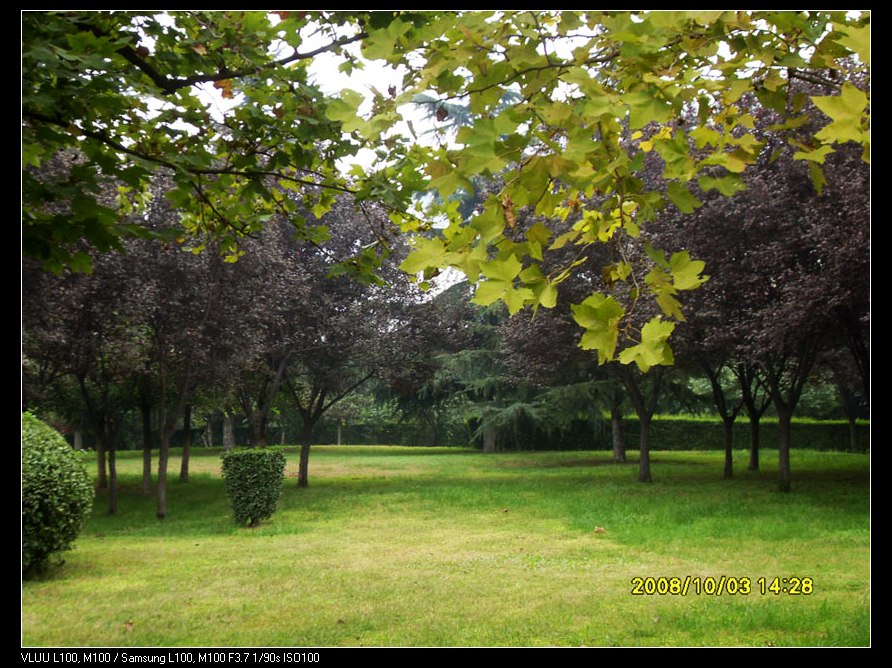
22;412;94;575
221;448;287;527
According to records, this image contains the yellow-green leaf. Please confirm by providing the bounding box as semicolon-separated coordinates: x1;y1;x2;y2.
793;144;835;165
571;293;625;364
481;254;523;282
618;318;675;372
325;90;366;133
669;250;708;290
833;22;870;65
472;279;508;307
812;82;869;145
697;174;746;196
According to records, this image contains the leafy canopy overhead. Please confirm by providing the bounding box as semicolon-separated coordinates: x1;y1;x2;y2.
22;10;869;370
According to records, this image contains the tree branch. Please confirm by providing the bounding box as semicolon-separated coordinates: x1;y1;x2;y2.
89;18;368;96
787;69;841;91
23;110;358;197
321;370;376;414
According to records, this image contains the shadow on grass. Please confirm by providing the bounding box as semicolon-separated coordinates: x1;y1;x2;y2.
83;450;869;550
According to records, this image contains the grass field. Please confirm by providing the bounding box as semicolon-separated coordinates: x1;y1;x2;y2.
21;446;870;647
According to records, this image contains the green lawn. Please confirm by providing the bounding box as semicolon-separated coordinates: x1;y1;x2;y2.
21;446;870;647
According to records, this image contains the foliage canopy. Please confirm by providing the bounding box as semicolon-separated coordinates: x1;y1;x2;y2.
22;10;869;367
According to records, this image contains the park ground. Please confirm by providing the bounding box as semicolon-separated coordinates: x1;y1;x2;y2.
22;446;870;647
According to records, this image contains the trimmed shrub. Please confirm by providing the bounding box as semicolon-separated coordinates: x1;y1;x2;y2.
621;416;870;453
221;448;287;527
22;412;94;575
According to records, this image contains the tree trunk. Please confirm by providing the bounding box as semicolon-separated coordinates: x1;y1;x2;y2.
141;399;153;494
748;415;761;471
106;435;118;516
179;404;192;483
223;409;235;450
157;432;171;519
610;405;626;463
722;417;734;480
848;415;859;453
337;422;342;446
73;427;83;450
762;343;817;493
615;366;663;483
837;385;862;454
253;417;268;447
483;427;497;453
96;440;108;490
298;424;313;488
777;406;793;493
638;414;652;483
735;362;770;472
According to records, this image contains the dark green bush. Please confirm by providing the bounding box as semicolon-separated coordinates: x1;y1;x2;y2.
621;416;870;453
221;448;287;527
22;412;94;575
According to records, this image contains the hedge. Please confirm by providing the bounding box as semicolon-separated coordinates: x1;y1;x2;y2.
221;448;287;527
617;416;869;453
22;412;94;575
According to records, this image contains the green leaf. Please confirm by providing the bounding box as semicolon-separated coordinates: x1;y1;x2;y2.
655;290;684;321
618;318;675;372
698;149;750;173
833;22;870;65
812;83;869;145
429;170;474;198
655;130;697;181
526;222;552;261
535;282;558;309
793;145;836;165
519;264;545;284
571;293;625;364
549;229;580;251
669;250;708;290
503;286;535;315
400;237;448;275
481;255;523;282
471;279;508;307
645;266;683;319
362;18;412;61
68;251;94;274
325;89;367;133
644;241;669;269
697;174;746;196
470;199;506;243
625;89;674;129
667;182;702;214
807;162;827;196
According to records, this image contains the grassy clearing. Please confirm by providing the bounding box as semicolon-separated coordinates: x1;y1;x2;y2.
22;446;870;647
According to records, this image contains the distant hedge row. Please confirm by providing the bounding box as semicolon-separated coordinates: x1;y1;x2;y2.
317;416;870;453
619;417;870;453
64;414;870;453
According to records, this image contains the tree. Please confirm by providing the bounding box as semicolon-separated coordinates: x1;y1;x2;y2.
823;348;868;453
22;152;156;513
23;11;869;368
22;11;378;270
215;219;303;448
212;194;431;486
23;249;149;515
733;362;772;472
647;82;869;490
133;198;227;518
